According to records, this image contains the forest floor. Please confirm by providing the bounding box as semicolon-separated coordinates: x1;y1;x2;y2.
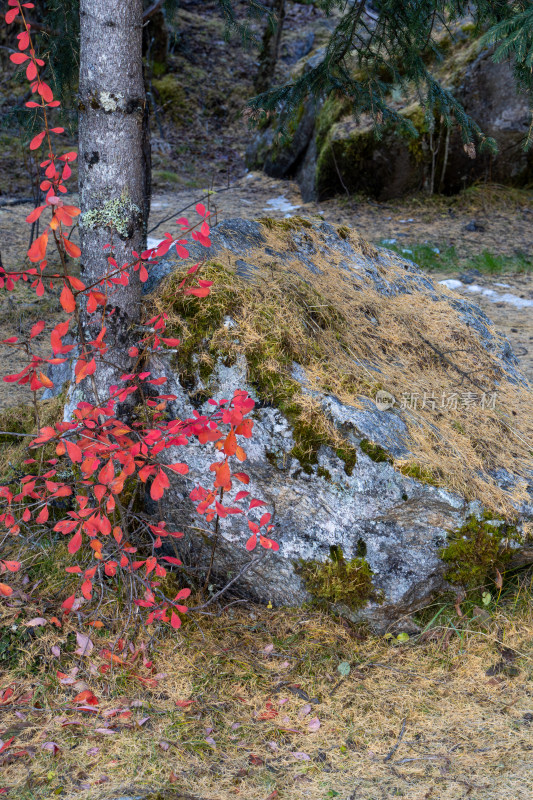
1;573;533;800
1;176;532;800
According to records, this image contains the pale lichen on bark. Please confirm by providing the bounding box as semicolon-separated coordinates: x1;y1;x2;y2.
80;193;141;239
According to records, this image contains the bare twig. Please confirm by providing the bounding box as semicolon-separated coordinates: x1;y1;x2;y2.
383;717;407;762
143;0;165;21
190;552;268;612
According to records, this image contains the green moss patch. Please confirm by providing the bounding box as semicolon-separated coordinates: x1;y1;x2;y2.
152;73;190;123
398;462;440;486
440;513;520;589
360;438;393;464
299;546;376;609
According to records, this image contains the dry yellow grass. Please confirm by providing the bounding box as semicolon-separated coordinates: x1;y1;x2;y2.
1;581;533;800
151;219;532;516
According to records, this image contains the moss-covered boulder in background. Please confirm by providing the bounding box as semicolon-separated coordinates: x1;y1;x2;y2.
315;104;434;200
249;31;533;200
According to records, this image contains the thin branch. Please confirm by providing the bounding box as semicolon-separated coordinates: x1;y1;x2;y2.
383;717;407;762
143;0;165;21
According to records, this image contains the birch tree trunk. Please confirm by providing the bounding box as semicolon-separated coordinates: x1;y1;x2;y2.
77;0;148;406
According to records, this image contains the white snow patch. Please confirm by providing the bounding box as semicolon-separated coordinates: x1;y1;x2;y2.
439;279;463;290
263;196;301;214
466;284;533;308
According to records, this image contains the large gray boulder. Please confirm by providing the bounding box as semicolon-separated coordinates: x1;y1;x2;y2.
250;38;533;200
146;218;532;631
442;48;533;192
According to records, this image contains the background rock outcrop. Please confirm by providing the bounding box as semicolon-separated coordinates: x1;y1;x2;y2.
145;218;533;631
249;33;533;201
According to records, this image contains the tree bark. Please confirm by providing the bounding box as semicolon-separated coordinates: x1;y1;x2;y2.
254;0;286;96
78;0;147;321
77;0;148;406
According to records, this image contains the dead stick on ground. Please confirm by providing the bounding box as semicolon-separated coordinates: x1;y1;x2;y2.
384;717;407;762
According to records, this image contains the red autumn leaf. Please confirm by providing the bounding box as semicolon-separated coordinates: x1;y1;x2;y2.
0;688;14;704
98;459;114;485
0;583;13;597
67;530;82;555
10;53;29;64
17;30;30;50
259;535;279;552
258;710;278;720
73;690;98;706
27;230;48;262
0;738;14;755
30;320;45;339
150;469;169;500
175;243;189;259
1;561;20;572
37;371;53;389
26;60;37;80
38;81;53;103
224;429;237;456
62;594;76;613
29;131;45;151
175;699;193;708
161;556;182;566
249;498;267;510
60;284;76;313
245;534;257;552
170;611;182;629
75;358;96;384
36;506;49;523
61;236;81;258
166;462;188;475
6;7;19;24
65;439;82;463
26;205;46;224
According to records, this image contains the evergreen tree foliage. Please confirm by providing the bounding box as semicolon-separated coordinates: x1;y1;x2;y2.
249;0;533;155
3;1;532;156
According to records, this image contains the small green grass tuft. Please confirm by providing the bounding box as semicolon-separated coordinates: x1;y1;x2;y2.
398;462;440;485
384;241;532;274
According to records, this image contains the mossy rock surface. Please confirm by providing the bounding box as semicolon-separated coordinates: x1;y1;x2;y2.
315;103;436;201
152;74;190;123
147;218;532;631
250;28;533;200
440;514;521;589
